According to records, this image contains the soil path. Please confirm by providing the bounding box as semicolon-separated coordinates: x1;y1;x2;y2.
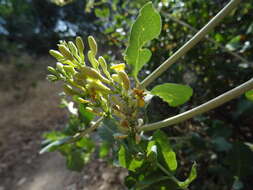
0;58;126;190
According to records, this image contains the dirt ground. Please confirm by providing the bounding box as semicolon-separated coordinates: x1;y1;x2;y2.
0;55;126;190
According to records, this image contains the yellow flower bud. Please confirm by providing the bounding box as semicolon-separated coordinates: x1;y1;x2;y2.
98;56;111;79
47;74;58;82
63;84;78;96
63;65;76;76
68;41;78;56
74;96;90;104
80;66;110;84
110;63;125;72
47;66;58;76
88;50;99;69
98;56;107;70
75;36;84;53
58;44;73;60
86;80;111;94
56;62;65;74
88;36;97;55
49;50;64;60
118;71;130;90
111;74;121;84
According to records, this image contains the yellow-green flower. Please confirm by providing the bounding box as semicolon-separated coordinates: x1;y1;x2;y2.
110;63;125;72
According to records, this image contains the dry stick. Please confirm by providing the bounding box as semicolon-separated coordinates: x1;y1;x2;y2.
141;0;241;88
139;77;253;132
164;12;250;64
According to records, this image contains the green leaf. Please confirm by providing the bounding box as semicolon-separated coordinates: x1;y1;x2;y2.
118;145;143;171
146;140;157;160
95;7;110;18
66;150;85;172
151;83;193;107
118;145;130;169
153;130;177;171
124;2;162;78
225;35;241;51
99;142;110;158
78;104;95;125
178;162;197;188
245;89;253;101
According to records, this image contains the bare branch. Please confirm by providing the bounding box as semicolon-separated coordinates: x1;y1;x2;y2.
141;0;241;88
139;78;253;132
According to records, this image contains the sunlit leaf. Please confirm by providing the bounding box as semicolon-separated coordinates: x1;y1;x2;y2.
151;83;193;107
153;130;177;171
125;2;162;78
245;89;253;101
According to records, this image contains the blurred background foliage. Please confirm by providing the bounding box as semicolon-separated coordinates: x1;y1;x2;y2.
1;0;253;189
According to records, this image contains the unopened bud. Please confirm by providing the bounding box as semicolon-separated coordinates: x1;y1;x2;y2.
86;80;111;94
111;74;121;83
68;41;78;56
80;66;110;84
63;84;78;96
118;71;130;90
98;56;107;70
75;36;84;53
63;65;76;76
56;62;65;74
47;66;58;76
88;36;97;55
74;96;90;104
49;50;64;60
88;50;99;69
58;45;73;60
47;74;58;82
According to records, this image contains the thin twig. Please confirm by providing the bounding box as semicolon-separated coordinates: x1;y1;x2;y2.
163;12;249;64
139;78;253;132
141;0;241;88
67;116;104;144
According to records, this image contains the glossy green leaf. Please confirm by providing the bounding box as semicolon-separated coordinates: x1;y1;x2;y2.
245;89;253;101
124;2;162;78
153;130;177;171
151;83;193;107
178;162;197;188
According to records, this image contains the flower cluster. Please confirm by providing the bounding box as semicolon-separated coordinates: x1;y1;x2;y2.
47;36;146;134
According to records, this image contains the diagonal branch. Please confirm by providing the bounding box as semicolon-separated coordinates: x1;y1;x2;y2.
139;78;253;132
141;0;241;88
163;12;250;64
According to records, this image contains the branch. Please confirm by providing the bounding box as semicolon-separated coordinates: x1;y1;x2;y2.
39;116;104;154
67;116;104;144
163;12;250;64
141;0;241;88
139;78;253;132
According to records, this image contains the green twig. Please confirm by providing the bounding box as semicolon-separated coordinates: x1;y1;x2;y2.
139;78;253;132
141;0;241;88
67;116;104;144
157;162;180;185
163;12;249;64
